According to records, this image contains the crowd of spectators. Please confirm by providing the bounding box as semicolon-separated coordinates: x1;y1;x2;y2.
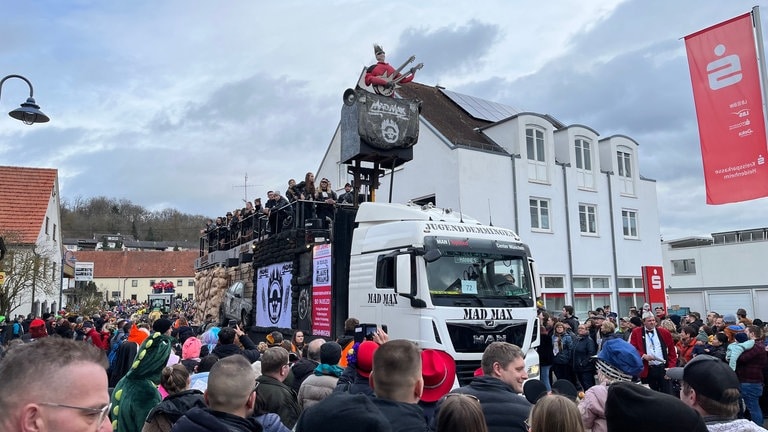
200;173;361;254
3;302;767;431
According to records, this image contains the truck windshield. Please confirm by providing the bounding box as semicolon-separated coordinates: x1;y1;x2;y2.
426;250;533;307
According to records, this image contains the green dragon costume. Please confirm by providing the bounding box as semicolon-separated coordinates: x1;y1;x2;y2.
110;331;173;432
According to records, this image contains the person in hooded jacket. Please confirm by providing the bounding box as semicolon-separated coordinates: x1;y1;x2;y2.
109;323;149;388
571;324;597;391
143;364;206;432
171;355;264;432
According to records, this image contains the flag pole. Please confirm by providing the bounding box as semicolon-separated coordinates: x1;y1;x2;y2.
752;6;768;134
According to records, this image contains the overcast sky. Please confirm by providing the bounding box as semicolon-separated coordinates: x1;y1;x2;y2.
1;0;767;240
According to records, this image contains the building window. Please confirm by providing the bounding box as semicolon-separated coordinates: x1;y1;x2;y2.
617;147;635;195
131;294;137;301
543;276;565;289
622;210;638;238
149;279;155;287
45;217;50;234
574;293;611;319
177;279;183;287
618;293;646;317
617;277;644;289
188;293;194;300
52;262;57;280
131;280;138;287
526;127;548;183
530;198;551;231
578;204;597;235
53;224;57;240
543;294;565;314
672;259;696;275
575;138;595;189
188;279;195;286
573;276;610;289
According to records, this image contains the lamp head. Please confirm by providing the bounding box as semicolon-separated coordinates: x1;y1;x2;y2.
9;97;49;124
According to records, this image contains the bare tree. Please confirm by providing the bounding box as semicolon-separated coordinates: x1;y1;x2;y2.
0;231;58;317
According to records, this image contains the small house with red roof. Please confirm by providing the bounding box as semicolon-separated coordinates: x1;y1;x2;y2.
70;250;198;303
0;165;63;317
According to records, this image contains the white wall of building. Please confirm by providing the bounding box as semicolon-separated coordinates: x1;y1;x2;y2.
663;238;768;319
318;98;662;318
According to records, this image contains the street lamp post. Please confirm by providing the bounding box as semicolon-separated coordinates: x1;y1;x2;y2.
0;74;50;124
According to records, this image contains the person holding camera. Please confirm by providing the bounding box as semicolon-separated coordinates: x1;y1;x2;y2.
210;325;260;363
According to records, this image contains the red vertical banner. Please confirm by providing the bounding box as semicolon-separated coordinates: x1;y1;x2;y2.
684;12;768;204
312;244;332;337
641;266;667;315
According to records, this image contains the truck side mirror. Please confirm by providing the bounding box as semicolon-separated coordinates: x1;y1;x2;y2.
423;249;442;263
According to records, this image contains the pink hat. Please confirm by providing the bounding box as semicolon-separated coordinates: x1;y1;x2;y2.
421;349;456;402
182;337;202;360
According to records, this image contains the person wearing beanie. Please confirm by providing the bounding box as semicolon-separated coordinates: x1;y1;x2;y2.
298;342;344;410
722;313;744;343
726;331;754;371
629;311;677;393
29;318;48;339
605;381;707;432
153;318;173;336
181;336;203;374
579;338;643;432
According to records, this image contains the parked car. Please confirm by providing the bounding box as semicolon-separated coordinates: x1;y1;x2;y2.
221;281;253;329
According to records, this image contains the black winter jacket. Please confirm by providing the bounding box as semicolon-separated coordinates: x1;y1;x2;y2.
255;375;300;429
371;398;427;432
447;376;531;432
145;390;207;426
572;334;597;372
211;335;260;363
170;408;263;432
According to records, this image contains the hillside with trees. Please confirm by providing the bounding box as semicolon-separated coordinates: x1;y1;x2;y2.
60;196;208;244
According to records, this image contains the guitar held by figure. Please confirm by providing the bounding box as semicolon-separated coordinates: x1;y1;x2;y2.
365;44;423;97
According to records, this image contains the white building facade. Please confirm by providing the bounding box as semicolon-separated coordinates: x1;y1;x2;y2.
317;84;662;318
663;229;768;320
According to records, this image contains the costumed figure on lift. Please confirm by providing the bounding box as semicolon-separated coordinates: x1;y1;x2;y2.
341;44;423;204
361;44;423;97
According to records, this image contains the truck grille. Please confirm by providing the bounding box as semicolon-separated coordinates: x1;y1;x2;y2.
446;322;528;353
455;360;481;386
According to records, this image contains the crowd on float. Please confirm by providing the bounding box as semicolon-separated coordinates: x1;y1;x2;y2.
0;302;767;432
200;172;357;252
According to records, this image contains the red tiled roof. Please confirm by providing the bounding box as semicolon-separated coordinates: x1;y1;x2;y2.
72;250;199;278
0;165;57;244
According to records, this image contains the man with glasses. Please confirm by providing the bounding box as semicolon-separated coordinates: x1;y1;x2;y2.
0;337;112;432
172;355;264;432
630;311;677;393
255;347;300;429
